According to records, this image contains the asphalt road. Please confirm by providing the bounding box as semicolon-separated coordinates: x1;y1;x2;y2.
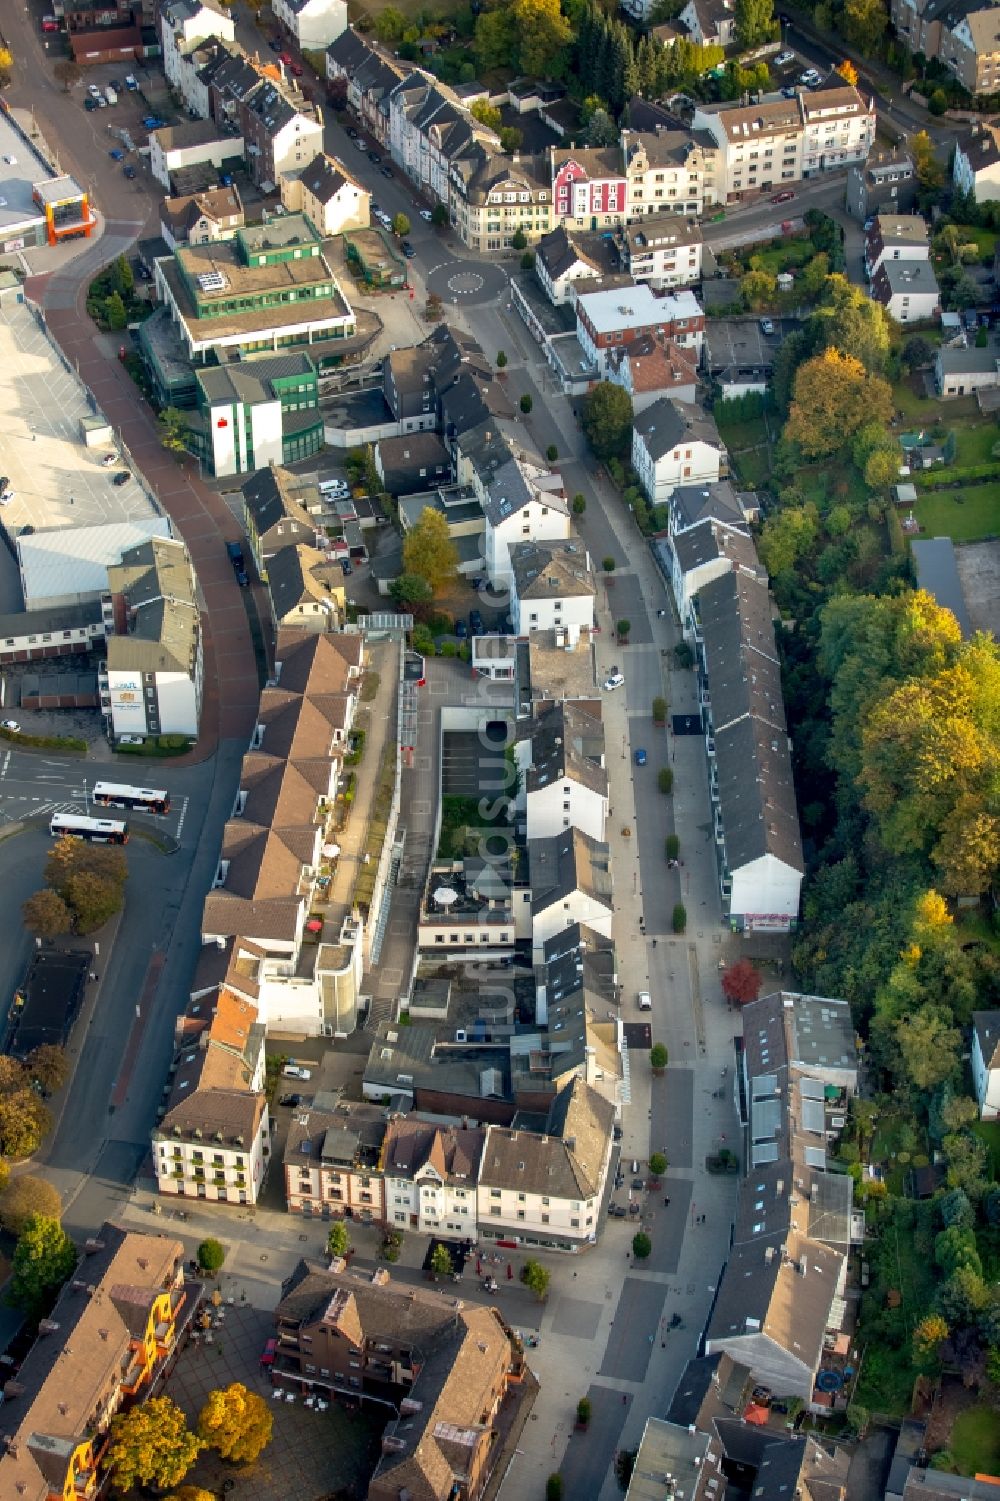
0;746;208;839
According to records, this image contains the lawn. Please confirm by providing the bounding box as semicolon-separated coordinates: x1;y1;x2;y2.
914;482;1000;542
854;1201;938;1417
950;1405;1000;1476
973;1121;1000;1183
742;237;818;276
715;412;773;487
893;382;978;427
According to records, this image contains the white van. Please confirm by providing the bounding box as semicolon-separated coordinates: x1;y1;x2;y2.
638;991;652;1011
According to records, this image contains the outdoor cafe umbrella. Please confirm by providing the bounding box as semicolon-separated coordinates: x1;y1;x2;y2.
306;918;323;932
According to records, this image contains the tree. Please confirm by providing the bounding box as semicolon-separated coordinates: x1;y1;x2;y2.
374;5;406;41
54;60;81;92
581;381;633;461
648;1152;668;1177
902;335;936;370
25;1045;69;1097
721;958;763;1005
390;572;434;611
22;888;73;938
198;1382;273;1465
586;107;618;146
0;1090;51;1159
521;1258;551;1299
546;444;558;462
165;1488;216;1501
431;203;449;226
197;1237;226;1273
0;47;14;87
46;836;127;902
577;1396;591;1425
784;349;893;458
845;1403;870;1439
735;0;776;56
937;1265;989;1326
650;1043;669;1070
939;1187;975;1229
112;253;134;298
652;696;667;724
496;350;507;370
402;508;459;596
935;1225;982;1279
392;212;411;238
104;1396;206;1493
842;0;886;51
665;833;680;861
326;1221;349;1260
864;445;900;490
159;406;189;455
911;129;945;195
9;1215;76;1315
758;503;820;576
470;99;503;130
617;619;631;641
658;768;673;794
104;292;127;331
475;6;518;69
514;0;572;75
894;1005;961;1093
0;1176;62;1236
547;1476;564;1501
913;1314;949;1358
63;872;123;934
672;903;686;933
836;58;859;84
615;1450;638;1491
572;493;586;515
520;393;533;414
632;1231;652;1259
430;1242;453;1278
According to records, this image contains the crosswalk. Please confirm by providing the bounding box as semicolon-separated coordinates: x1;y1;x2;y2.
0;792;190;841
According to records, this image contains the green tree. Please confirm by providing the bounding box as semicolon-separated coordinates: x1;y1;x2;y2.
581;381;633;461
658;768;673;794
0;1176;62;1236
672;903;687;933
586;107;618;146
496;350;508;370
402;508;459;596
632;1231;652;1259
26;1045;70;1096
112;253;134;298
22;888;73;938
520;393;533;414
547;1476;564;1501
430;1242;453;1278
902;335;936;370
572;493;586;514
104;292;127;331
499;126;522;153
813;277;893;373
652;696;667;723
431;203;449;226
198;1382;273;1465
845;1403;870;1438
164;1488;216;1501
0;1090;51;1159
665;834;680;861
577;1396;591;1424
734;0;774;46
390;573;434;612
475;6;518;68
785;349;893;458
937;1265;989;1326
842;0;887;51
326;1221;350;1259
757;503;820;576
602;557;616;576
935;1225;982;1279
159;406;189;454
741;268;776;310
63;871;123;933
894;1005;961;1093
197;1237;226;1273
515;0;572;74
104;1396;206;1493
9;1215;76;1315
648;1152;668;1177
911;129;945;195
392;212;411;238
546;443;558;462
650;1043;668;1070
374;6;406;41
864;445;901;490
521;1258;551;1299
470;99;503;130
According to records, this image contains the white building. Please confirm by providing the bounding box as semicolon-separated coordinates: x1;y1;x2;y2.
606;335;698;414
153;990;269;1205
390;71;496;208
864;213;930;279
509;538;596;635
871;259;940;324
528;827;613;959
460;426;571;587
382;1119;483;1235
273;0;347;49
575;284;704;375
623;128;722;221
534;227;603;306
614;214;704;290
280;151;370;235
954;119;1000;202
668;518;761;639
696;565;804;929
101;536;203;741
16;518;174;610
632;398;725;505
973;1011;1000;1119
477;1078;615;1252
520;698;608;843
159;0;235;91
800;83;877;177
149;120;244;191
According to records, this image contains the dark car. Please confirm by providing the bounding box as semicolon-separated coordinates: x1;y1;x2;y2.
401;241;416;259
84;97;98;111
109;148;125;161
269;37;282;50
771;189;795;203
609;1205;627;1218
123;165;136;179
632;1177;645;1191
469;608;483;636
368;150;381;164
341;557;353;576
381;164;393;178
112;471;130;486
781;84;797;97
137;264;151;280
345;125;358;138
278;1092;303;1107
454;619;468;639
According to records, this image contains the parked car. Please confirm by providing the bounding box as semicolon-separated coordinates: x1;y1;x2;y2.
290;62;303;76
780;84;797;97
774;49;795;65
354;136;367;150
345;125;358;138
368;150;381;164
282;1063;312;1080
84;97;98;111
799;67;821;86
269;37;282;51
340;558;353;576
123;165;136;179
401;241;416;259
609;1204;627;1218
118;734;143;745
0;488;13;504
759;318;775;335
88;83;102;97
381;165;393;178
279;50;294;64
124;73;138;89
137;264;151;280
109;148;125;161
278;1092;303;1107
770;190;794;204
1;720;20;732
112;471;130;486
603;671;625;691
634;747;647;766
420;208;434;222
101;452;117;466
469;609;484;635
454;619;469;639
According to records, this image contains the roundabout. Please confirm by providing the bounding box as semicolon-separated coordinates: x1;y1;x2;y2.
424;256;510;308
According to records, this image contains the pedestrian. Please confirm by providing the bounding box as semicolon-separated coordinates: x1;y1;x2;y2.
622;1394;627;1405
90;970;97;981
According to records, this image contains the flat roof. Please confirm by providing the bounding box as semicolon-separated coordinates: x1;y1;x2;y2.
8;950;91;1056
911;537;972;637
18;519;174;608
0;112;52;235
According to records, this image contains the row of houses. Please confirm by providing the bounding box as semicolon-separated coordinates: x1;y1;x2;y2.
327;29;875;250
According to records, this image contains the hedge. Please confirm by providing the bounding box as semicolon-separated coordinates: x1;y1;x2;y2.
0;727;87;754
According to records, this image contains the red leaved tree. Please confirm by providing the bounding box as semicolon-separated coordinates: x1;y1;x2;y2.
721;958;763;1006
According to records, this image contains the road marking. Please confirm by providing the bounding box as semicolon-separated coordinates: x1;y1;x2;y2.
0;751;8;779
174;796;189;841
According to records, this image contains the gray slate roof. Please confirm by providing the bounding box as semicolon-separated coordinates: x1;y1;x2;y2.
634;397;723;463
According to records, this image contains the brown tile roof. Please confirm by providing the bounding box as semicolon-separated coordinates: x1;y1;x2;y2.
0;1226;183;1501
382;1119;485;1183
239;754;320;829
201;889;303;942
274;627;364;691
160;1086;265;1142
220;822;310;901
482;1077;614;1199
609;334;698;394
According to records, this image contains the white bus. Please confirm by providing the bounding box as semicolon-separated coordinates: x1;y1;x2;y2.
50;814;129;844
92;782;170;815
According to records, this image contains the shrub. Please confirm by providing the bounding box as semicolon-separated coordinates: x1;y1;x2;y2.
547;1476;564;1501
520;393;533;414
577;1397;591;1424
658;768;674;795
652;696;667;723
546;444;558;462
572;493;586;514
665;834;680;861
648;1151;667;1177
650;1043;668;1070
632;1231;652;1259
197;1238;225;1274
672;902;687;933
674;641;694;668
